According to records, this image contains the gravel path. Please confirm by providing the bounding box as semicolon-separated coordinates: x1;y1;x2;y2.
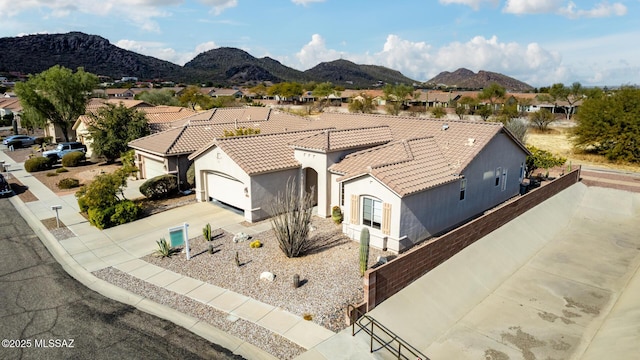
95;217;392;358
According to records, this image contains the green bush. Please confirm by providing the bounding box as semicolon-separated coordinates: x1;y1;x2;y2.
186;162;195;188
58;178;80;189
88;206;115;229
139;174;178;199
61;151;85;167
24;156;54;172
77;194;89;213
110;200;140;225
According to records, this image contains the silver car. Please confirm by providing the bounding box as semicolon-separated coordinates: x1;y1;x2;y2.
3;135;36;147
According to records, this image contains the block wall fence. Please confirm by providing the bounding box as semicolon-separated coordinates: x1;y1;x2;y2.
362;167;582;311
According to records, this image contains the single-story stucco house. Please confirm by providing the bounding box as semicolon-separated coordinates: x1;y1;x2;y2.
128;107;317;187
188;113;529;252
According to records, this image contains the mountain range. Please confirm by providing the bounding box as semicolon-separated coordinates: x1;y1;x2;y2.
0;32;532;91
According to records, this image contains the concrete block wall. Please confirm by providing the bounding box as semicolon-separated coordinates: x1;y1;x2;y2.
364;167;582;311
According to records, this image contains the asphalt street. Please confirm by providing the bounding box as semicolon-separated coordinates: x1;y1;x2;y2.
0;198;243;360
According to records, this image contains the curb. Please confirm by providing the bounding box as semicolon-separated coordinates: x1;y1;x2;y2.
9;195;278;360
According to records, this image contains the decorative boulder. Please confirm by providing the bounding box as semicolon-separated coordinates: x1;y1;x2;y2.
233;232;250;243
260;271;275;282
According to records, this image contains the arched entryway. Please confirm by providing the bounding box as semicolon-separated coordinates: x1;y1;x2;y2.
304;167;318;207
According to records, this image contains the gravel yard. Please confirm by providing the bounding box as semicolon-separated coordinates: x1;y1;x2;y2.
94;216;392;358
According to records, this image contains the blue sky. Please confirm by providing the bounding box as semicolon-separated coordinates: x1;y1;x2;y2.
1;0;638;88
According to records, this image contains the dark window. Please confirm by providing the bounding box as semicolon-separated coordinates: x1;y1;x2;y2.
362;197;382;229
460;179;467;201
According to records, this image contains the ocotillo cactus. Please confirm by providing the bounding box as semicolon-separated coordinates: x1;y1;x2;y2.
359;228;370;276
203;223;212;241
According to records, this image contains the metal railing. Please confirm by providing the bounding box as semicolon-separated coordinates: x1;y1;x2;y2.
348;304;429;360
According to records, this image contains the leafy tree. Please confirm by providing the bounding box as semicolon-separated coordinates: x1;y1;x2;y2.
249;83;268;98
312;82;339;111
15;65;98;142
526;145;566;177
87;103;149;163
179;85;214;110
348;93;376;113
545;82;584;120
223;127;261;137
431;107;446;118
76;169;129;211
496;103;519;124
383;84;414;115
136;89;180;106
572;86;640;162
476;105;493;121
19;107;48;133
267;82;303;101
478;82;506;115
212;96;237;108
456;96;478;120
529;109;556;131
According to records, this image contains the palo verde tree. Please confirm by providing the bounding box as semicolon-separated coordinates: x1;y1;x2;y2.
267;82;304;102
529;108;556;131
348;92;376;113
87;103;149;163
179;85;214;110
572;86;640;163
15;65;98;142
136;89;181;106
312;82;340;111
478;82;506;116
544;82;584;120
383;84;415;115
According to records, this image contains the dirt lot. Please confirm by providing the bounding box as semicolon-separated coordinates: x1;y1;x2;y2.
526;126;640;173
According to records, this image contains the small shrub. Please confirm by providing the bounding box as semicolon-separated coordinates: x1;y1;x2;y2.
331;206;343;224
250;240;262;248
110;200;140;225
88;206;115;229
303;313;313;321
61;151;85;167
58;178;80;189
56;167;69;173
155;237;177;258
24;156;54;172
46;172;58;177
186;162;195;188
139;174;178;199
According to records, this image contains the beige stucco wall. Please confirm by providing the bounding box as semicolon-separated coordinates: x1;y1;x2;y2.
341;175;404;252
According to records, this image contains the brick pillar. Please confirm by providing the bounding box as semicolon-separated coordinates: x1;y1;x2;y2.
364;270;377;311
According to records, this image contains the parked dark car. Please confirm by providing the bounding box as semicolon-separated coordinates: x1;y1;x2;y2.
0;173;13;197
3;135;37;148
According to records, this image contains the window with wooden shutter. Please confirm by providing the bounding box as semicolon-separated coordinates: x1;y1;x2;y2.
350;194;358;224
382;203;391;235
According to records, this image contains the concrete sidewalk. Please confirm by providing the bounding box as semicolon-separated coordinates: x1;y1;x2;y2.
1;149;335;359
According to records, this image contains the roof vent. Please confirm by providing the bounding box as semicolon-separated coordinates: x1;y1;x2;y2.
467;138;476;146
442;123;449;131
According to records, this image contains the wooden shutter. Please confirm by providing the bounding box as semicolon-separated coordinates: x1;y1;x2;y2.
350;194;359;224
382;203;392;235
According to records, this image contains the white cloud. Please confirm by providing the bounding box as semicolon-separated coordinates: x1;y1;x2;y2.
438;0;499;11
198;0;238;15
116;39;218;65
295;34;344;69
291;33;570;86
292;0;325;5
504;0;627;18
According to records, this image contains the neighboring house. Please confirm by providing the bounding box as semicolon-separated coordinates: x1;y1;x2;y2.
188;113;529;252
72;99;154;156
105;88;135;99
128;107;315;186
211;88;244;98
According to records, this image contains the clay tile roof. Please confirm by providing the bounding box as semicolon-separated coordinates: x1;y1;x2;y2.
129;124;218;156
213;130;329;175
330;137;459;197
290;126;393;152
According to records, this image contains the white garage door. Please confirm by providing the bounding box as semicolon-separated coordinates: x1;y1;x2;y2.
144;157;165;179
206;172;245;210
